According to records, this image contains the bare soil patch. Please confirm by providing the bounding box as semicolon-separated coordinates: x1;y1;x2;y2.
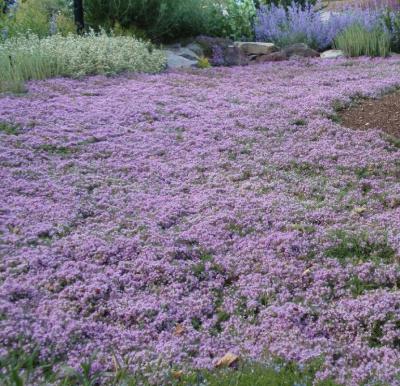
339;91;400;138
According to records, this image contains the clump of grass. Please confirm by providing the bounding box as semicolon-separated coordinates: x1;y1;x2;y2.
334;24;391;57
325;229;396;264
0;345;340;386
0;121;21;135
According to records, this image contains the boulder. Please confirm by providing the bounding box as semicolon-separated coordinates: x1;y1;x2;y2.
195;36;233;57
283;43;319;58
185;42;204;57
234;41;278;55
320;49;345;59
176;47;199;61
224;45;249;66
165;51;197;69
256;51;288;62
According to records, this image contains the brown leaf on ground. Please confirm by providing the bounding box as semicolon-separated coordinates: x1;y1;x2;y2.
215;352;239;368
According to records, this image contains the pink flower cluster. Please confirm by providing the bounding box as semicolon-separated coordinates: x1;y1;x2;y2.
1;57;400;385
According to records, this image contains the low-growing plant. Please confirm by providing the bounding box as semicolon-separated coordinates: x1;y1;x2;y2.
197;56;211;69
0;31;166;93
334;24;391;57
325;229;395;264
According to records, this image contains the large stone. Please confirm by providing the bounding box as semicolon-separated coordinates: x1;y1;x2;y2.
320;49;345;59
195;36;233;57
234;41;278;55
283;43;320;58
185;42;204;57
224;45;249;66
165;51;197;69
256;51;288;63
176;47;199;61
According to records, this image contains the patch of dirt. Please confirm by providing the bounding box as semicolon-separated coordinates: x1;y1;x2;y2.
339;91;400;138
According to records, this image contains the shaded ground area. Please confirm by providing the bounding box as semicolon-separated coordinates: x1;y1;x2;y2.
1;58;400;385
339;90;400;138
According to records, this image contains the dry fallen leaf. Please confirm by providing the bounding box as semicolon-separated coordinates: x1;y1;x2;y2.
352;206;366;215
174;324;185;336
172;370;183;379
215;352;239;368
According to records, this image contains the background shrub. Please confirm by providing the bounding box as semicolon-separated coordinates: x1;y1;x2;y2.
0;31;166;93
382;9;400;52
84;0;256;42
84;0;215;42
334;24;391;57
1;0;74;38
215;0;256;40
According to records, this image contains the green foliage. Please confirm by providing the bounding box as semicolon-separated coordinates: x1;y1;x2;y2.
382;10;400;53
1;0;75;38
0;121;21;134
256;0;317;9
0;347;340;386
184;359;339;386
334;24;391;57
325;229;396;264
215;0;256;40
197;56;211;69
84;0;256;42
84;0;214;42
0;31;166;93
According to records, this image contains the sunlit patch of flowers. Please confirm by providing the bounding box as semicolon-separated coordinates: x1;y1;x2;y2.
0;57;400;385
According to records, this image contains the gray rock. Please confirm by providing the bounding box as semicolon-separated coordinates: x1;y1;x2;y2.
185;42;204;57
177;47;200;61
283;43;319;58
256;51;288;63
320;49;345;59
165;51;197;69
195;36;233;57
234;41;278;55
224;45;249;66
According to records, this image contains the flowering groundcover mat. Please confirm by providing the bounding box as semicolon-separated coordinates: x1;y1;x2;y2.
1;58;400;385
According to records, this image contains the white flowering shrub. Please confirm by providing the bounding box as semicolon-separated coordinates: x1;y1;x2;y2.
0;31;166;92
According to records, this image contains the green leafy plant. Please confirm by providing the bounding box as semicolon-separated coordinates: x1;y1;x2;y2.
84;0;256;42
1;0;75;38
197;56;211;68
214;0;257;40
0;31;166;93
84;0;217;43
334;24;391;57
381;9;400;53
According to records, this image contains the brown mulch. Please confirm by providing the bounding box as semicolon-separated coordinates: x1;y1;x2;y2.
339;91;400;138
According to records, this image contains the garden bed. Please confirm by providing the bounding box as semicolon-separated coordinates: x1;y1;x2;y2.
1;58;400;385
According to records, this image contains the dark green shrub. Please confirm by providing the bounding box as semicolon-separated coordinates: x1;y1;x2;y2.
84;0;256;42
382;10;400;52
256;0;317;9
84;0;218;42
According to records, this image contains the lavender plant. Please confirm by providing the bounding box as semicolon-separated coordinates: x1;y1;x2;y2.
255;2;386;50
